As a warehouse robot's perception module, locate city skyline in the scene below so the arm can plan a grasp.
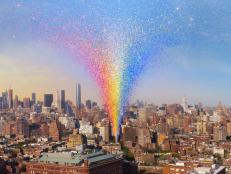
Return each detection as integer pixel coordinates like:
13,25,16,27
0,87,227,108
0,1,231,106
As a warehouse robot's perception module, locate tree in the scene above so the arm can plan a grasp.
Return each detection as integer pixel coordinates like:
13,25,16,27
122,147,135,161
213,153,223,165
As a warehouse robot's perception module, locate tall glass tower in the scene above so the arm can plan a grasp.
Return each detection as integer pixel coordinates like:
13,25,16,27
76,83,81,110
61,90,66,112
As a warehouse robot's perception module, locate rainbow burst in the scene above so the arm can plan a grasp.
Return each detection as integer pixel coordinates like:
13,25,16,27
52,24,163,139
43,1,184,140
0,1,196,140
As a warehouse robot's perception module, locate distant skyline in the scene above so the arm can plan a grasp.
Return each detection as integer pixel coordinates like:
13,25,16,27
0,1,231,106
0,85,226,108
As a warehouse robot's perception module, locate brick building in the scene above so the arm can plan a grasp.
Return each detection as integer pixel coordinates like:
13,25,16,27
26,151,123,174
49,120,61,141
40,122,49,137
67,129,87,150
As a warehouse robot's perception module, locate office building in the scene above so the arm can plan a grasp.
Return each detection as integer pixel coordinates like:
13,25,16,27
44,94,53,107
99,125,110,143
65,101,75,116
13,95,19,109
213,125,227,142
31,92,36,105
23,97,31,108
56,90,62,111
33,104,42,113
181,96,188,113
79,120,93,135
61,90,65,111
227,122,231,136
16,117,29,138
0,97,3,109
86,100,92,110
122,125,137,145
2,91,8,109
76,83,81,110
8,89,13,109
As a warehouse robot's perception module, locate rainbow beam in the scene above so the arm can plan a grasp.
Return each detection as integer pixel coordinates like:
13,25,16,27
38,2,180,141
54,29,161,141
57,34,123,138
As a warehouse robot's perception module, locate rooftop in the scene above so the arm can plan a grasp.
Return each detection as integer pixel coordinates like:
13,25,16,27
34,151,117,166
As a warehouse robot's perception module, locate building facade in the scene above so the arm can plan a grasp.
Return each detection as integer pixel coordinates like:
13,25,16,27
26,151,123,174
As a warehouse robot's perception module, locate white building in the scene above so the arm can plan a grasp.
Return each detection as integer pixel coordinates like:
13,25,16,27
58,116,76,130
189,165,226,174
0,117,5,136
213,147,225,158
42,107,51,114
209,112,221,123
181,96,188,113
79,120,94,135
99,125,109,142
55,90,62,112
138,106,154,122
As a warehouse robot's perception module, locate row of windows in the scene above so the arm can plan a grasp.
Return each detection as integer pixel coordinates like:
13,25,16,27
29,170,87,174
29,166,122,174
29,168,86,172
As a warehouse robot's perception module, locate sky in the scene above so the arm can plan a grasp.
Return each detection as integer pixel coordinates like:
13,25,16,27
0,1,231,106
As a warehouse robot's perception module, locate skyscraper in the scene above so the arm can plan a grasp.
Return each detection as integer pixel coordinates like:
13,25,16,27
0,97,3,110
61,90,65,111
44,94,53,107
8,89,13,109
13,95,19,109
32,92,36,105
2,91,8,109
56,90,61,111
181,96,188,113
86,100,92,110
76,83,81,110
23,97,31,108
16,117,29,137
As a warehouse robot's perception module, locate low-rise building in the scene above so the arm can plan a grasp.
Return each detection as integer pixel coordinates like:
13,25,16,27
26,151,123,174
